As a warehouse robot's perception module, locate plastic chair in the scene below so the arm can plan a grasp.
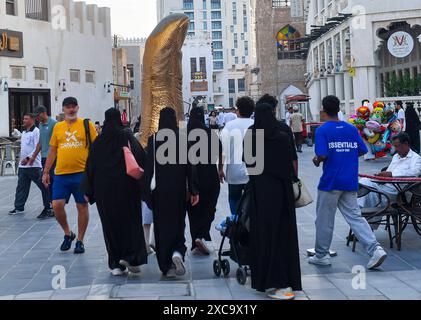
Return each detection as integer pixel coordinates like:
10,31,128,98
1,145,17,176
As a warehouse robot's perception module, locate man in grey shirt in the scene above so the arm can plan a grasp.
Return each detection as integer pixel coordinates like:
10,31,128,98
32,106,57,219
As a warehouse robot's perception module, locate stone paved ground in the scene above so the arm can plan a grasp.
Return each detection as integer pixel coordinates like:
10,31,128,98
1,146,421,300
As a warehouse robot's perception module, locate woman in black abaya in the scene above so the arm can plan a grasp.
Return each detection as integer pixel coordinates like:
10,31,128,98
144,107,199,278
247,103,302,300
82,108,147,275
187,107,221,255
405,102,421,154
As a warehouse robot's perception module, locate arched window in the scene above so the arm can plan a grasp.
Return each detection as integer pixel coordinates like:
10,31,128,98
276,25,302,60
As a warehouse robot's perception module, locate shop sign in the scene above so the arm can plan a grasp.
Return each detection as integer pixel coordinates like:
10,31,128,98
191,81,208,92
0,29,23,58
388,31,414,58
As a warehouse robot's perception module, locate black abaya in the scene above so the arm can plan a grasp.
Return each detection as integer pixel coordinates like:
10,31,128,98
83,127,147,270
247,105,302,292
186,129,221,249
144,133,199,275
405,105,421,154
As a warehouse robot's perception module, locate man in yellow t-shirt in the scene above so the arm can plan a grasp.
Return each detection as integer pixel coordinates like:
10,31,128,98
42,97,97,255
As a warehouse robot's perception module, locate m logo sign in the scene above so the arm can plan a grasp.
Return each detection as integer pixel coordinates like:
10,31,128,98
0,29,24,58
388,31,414,58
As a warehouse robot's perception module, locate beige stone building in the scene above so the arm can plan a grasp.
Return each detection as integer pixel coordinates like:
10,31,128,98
249,0,308,116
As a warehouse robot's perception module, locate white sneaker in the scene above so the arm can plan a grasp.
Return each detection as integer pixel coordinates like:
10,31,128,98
307,248,337,257
308,255,332,266
111,268,125,276
119,260,141,274
165,267,177,279
147,246,156,255
172,251,186,276
268,288,295,300
195,239,210,255
367,247,387,270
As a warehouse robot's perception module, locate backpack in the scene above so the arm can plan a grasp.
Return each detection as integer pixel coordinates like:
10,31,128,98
83,119,92,150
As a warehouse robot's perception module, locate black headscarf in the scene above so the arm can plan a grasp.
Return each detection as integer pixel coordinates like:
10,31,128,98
253,103,282,140
102,108,123,135
87,107,139,177
159,107,178,132
405,102,421,132
188,107,206,132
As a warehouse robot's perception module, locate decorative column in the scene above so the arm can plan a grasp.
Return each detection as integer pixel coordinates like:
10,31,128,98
344,71,353,117
320,77,328,100
334,72,344,101
327,74,336,96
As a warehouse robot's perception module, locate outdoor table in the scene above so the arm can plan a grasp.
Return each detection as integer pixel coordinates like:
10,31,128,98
359,174,421,250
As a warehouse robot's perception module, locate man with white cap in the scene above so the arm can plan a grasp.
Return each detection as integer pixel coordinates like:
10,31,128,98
290,106,304,153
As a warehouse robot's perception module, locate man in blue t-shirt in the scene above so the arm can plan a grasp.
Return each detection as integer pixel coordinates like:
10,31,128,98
309,96,387,270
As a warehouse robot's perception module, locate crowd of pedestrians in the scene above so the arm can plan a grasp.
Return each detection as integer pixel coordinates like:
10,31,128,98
10,92,419,300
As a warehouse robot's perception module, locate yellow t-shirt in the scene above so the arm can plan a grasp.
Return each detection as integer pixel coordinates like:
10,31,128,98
50,118,98,175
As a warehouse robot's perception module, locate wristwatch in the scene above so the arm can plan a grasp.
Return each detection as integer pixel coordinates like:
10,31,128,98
25,157,30,161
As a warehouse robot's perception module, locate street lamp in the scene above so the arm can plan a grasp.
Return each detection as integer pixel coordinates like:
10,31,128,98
0,78,8,92
104,81,111,93
58,79,66,92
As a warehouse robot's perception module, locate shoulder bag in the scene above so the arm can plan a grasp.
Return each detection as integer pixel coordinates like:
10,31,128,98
293,179,313,208
123,141,144,180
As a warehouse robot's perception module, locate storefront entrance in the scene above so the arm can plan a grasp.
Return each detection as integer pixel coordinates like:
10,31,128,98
8,89,51,133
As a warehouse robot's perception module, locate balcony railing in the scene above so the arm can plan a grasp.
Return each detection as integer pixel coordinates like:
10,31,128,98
25,0,49,21
183,2,194,10
211,3,221,9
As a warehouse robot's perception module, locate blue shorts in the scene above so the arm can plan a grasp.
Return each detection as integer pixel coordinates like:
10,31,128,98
52,173,86,204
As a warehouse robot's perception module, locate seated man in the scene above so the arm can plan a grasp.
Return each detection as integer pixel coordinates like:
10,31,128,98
359,133,421,214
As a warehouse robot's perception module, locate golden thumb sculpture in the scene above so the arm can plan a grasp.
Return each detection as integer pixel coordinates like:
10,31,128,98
140,14,189,148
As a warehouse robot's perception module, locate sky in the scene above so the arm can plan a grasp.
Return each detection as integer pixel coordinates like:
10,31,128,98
82,0,158,38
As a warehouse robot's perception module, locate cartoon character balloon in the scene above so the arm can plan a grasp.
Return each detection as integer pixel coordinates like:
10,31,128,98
349,102,396,159
356,106,371,121
372,101,385,110
371,107,384,124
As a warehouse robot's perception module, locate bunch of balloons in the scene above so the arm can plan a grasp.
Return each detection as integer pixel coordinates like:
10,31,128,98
348,101,402,158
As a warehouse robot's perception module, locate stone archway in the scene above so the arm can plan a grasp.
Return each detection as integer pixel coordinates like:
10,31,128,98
279,85,304,119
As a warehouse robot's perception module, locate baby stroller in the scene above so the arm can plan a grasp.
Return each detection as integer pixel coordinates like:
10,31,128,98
213,183,252,285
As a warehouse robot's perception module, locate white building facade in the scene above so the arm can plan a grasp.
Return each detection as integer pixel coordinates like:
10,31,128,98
182,33,214,113
111,37,146,121
305,0,421,119
157,0,252,109
0,0,113,136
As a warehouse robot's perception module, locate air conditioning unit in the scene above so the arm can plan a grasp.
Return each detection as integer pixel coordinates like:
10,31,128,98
70,69,80,83
34,68,47,82
85,71,95,84
10,66,25,80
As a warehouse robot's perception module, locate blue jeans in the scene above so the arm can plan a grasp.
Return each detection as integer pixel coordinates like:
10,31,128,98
14,167,50,211
228,184,246,216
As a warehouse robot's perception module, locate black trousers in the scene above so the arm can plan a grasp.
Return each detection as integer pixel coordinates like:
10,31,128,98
14,168,50,211
293,132,303,150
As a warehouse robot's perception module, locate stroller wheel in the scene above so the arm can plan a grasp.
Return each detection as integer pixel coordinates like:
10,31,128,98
221,259,230,276
236,267,247,285
213,260,222,277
